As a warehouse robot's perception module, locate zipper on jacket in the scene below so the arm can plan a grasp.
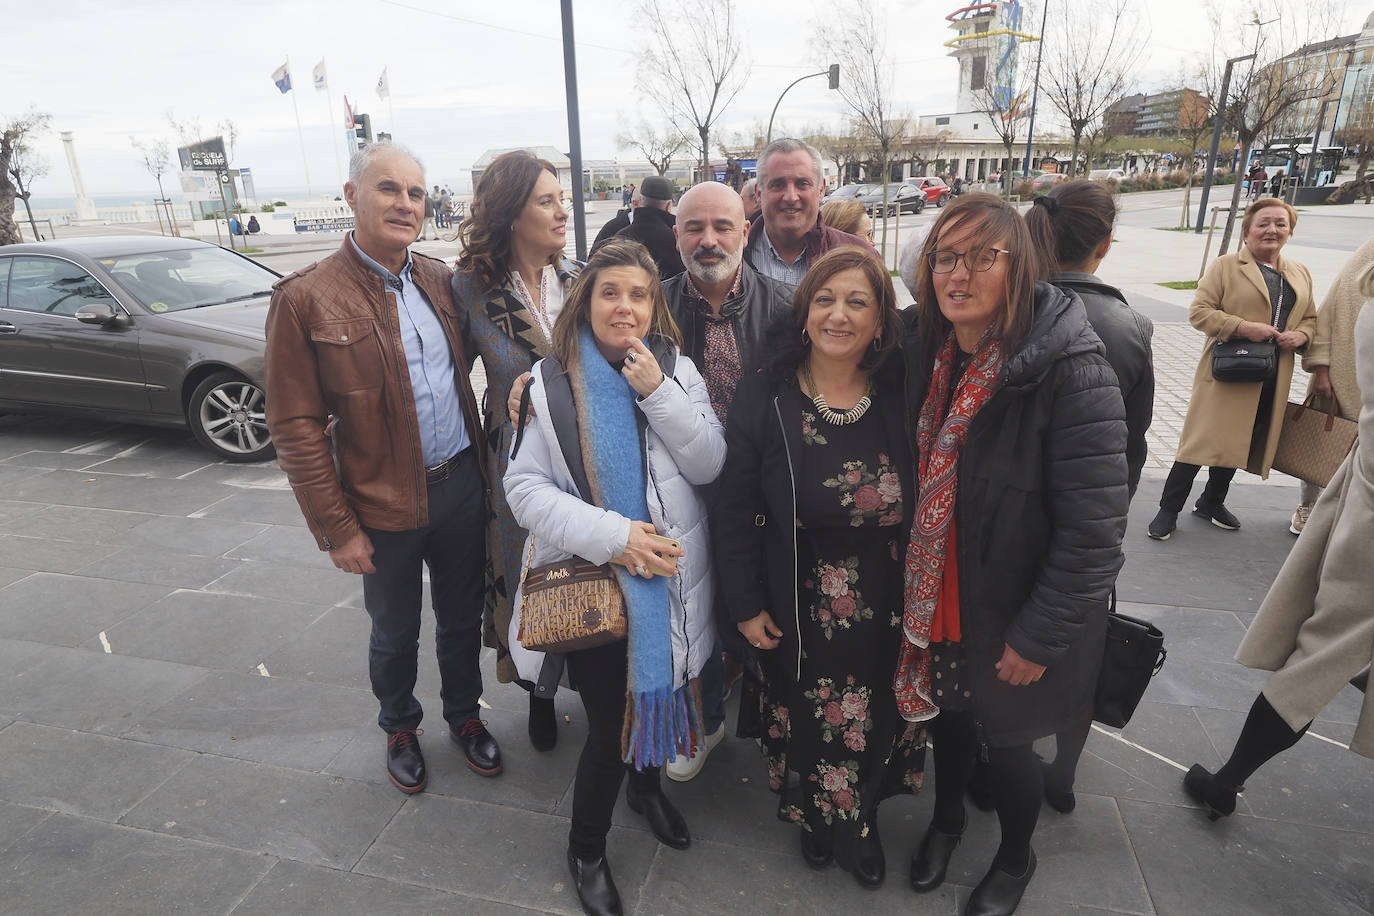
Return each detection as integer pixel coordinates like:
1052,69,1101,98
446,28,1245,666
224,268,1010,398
772,395,802,680
643,419,691,690
301,491,332,549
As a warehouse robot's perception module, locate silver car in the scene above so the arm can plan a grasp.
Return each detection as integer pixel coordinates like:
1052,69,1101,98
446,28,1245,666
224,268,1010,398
0,236,279,461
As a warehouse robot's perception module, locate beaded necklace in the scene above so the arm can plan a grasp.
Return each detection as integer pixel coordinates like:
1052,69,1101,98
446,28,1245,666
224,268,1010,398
801,361,873,425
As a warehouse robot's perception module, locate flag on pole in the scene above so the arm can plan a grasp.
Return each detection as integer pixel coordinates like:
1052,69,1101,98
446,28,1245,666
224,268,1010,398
344,95,356,130
272,62,291,94
312,60,327,92
376,68,390,100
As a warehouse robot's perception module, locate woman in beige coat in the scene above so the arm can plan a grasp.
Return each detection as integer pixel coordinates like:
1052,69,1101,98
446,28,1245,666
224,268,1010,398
1183,261,1374,818
1148,198,1317,539
1288,235,1374,534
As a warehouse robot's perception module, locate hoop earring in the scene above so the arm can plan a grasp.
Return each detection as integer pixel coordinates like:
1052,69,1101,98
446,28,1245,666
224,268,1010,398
801,329,810,344
871,336,882,350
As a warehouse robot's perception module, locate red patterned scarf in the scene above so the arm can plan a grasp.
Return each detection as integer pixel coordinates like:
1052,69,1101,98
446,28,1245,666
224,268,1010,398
894,327,1004,722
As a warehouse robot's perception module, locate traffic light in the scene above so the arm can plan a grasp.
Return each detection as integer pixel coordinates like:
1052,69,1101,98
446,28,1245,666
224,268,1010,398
828,64,840,90
355,113,373,144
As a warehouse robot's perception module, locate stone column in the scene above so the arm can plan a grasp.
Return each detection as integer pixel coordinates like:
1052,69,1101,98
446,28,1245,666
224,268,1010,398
61,132,98,221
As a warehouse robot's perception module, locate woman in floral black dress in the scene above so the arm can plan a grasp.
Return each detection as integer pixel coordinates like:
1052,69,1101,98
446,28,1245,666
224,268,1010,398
714,247,924,890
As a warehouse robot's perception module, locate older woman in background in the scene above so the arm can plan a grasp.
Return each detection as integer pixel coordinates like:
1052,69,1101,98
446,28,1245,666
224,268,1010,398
1148,197,1316,540
451,150,578,750
820,198,873,243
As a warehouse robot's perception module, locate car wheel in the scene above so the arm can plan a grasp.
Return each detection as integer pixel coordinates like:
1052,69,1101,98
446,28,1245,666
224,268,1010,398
936,193,946,207
188,371,275,462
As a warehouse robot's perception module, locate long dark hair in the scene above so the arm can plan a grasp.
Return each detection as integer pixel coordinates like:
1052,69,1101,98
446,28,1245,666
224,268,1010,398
768,246,901,382
550,239,682,370
914,193,1042,364
1023,179,1117,274
457,150,558,293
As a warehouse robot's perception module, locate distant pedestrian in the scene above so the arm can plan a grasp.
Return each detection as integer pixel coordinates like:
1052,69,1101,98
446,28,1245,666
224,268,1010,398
265,142,500,797
1184,261,1374,819
615,175,684,280
439,186,452,228
246,215,261,234
422,187,438,239
1269,169,1286,199
623,183,635,208
1149,197,1316,540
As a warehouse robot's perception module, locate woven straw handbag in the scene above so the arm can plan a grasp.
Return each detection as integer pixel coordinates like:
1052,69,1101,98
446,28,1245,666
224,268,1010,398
1272,394,1358,488
516,538,627,653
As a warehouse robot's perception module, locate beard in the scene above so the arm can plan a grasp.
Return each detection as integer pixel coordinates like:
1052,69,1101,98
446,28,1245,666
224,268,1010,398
688,244,743,286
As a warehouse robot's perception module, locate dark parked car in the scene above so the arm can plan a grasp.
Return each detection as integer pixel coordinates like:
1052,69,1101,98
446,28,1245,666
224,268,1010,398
0,237,280,461
860,183,926,216
821,183,872,204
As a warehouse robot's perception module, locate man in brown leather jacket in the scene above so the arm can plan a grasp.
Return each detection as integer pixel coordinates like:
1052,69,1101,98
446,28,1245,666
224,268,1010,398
265,142,502,795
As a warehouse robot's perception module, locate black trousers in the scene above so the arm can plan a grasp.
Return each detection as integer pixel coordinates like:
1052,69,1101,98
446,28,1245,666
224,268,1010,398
565,638,661,859
361,451,485,733
1159,463,1237,512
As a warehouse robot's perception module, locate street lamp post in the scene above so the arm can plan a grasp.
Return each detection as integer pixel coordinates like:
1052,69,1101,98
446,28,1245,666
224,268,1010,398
1194,52,1255,233
766,64,840,144
560,0,587,260
1022,0,1050,176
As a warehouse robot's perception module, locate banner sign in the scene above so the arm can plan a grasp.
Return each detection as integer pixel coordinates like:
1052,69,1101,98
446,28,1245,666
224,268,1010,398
179,137,229,172
294,215,356,233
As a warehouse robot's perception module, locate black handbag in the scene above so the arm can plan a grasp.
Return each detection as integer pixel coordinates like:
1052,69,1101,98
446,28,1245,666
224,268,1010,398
1210,338,1278,382
1094,593,1167,728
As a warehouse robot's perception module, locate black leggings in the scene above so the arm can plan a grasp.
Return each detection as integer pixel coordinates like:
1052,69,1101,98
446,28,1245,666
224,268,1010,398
929,711,1039,873
565,638,661,859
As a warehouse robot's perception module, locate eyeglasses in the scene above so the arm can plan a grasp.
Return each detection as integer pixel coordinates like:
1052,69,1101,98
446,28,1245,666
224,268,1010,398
926,248,1011,274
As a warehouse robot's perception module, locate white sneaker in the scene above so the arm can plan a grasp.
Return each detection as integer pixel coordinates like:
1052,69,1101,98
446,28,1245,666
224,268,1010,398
1289,503,1312,536
665,724,726,782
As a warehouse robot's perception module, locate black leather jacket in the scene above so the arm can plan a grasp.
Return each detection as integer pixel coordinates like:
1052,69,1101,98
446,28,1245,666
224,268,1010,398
664,264,795,382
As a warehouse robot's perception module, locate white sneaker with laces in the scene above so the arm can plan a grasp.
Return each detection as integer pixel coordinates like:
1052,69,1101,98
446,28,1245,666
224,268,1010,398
665,724,726,782
1289,503,1313,535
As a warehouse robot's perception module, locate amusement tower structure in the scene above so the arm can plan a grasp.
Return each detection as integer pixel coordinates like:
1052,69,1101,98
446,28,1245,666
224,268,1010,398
945,0,1040,116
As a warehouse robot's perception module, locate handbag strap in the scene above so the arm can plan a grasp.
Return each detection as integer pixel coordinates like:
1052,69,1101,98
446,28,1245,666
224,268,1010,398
1295,392,1342,431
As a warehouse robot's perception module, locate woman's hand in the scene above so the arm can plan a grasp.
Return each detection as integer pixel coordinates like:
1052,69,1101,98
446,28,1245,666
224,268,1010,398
616,520,682,578
622,337,665,399
738,611,783,651
1276,330,1309,352
1310,365,1333,399
507,371,533,425
1236,320,1278,343
994,643,1046,686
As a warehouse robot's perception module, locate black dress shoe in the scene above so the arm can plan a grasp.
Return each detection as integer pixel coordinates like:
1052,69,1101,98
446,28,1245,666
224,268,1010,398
1194,498,1241,530
625,781,690,849
800,826,833,869
1183,764,1240,820
386,728,426,794
450,718,503,776
853,821,885,890
529,694,558,752
966,849,1036,916
910,815,965,892
566,849,623,916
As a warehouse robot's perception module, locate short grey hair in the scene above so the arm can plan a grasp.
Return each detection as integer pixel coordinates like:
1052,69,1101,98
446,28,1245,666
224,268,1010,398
757,138,824,188
740,178,758,202
348,141,425,187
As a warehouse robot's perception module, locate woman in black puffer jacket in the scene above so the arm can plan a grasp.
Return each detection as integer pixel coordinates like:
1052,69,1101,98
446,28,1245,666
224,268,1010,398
897,193,1129,916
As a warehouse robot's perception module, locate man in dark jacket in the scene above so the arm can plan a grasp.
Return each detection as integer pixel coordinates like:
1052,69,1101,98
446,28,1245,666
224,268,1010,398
745,137,874,285
591,185,639,253
265,142,502,797
660,179,794,782
616,175,684,279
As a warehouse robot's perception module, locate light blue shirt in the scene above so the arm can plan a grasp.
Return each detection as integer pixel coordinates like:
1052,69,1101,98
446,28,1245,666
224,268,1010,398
349,234,469,467
754,229,812,287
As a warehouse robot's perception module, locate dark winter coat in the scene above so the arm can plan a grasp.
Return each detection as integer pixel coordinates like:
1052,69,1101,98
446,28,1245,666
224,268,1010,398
664,264,795,383
712,355,914,686
590,209,631,253
1049,271,1155,498
616,205,685,279
900,282,1129,746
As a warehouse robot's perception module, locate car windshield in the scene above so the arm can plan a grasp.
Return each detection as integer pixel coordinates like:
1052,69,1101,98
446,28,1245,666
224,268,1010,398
92,247,279,313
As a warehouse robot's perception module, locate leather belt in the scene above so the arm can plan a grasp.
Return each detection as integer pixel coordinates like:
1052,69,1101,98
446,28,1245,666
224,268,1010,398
425,446,471,484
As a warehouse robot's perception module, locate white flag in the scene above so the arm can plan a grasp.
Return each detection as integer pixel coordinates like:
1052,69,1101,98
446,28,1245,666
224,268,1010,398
312,60,327,92
376,68,390,100
271,62,291,94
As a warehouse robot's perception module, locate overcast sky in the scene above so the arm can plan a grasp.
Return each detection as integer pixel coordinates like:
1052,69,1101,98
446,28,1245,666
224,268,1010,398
5,0,1366,199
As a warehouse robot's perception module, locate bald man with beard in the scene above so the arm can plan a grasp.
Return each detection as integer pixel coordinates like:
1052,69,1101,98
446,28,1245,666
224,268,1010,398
660,180,796,782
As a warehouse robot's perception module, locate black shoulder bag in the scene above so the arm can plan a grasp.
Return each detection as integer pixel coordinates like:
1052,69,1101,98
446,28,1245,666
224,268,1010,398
1210,275,1281,383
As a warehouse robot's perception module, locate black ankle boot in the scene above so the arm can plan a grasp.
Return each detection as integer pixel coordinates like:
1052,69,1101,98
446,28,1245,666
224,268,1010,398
966,849,1037,916
528,694,557,751
566,849,622,916
625,780,690,849
800,826,833,869
853,821,885,889
1183,764,1241,820
910,812,965,892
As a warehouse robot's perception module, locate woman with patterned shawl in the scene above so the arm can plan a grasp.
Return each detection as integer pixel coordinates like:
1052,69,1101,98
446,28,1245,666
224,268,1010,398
452,150,579,751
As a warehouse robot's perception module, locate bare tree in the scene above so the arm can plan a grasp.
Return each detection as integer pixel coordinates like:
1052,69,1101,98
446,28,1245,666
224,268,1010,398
971,82,1030,198
617,122,690,176
814,0,910,258
636,0,748,184
1208,5,1341,254
1043,0,1145,176
218,120,239,163
0,109,51,246
1332,88,1374,202
165,109,204,146
811,126,870,187
131,137,172,200
1164,78,1218,225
